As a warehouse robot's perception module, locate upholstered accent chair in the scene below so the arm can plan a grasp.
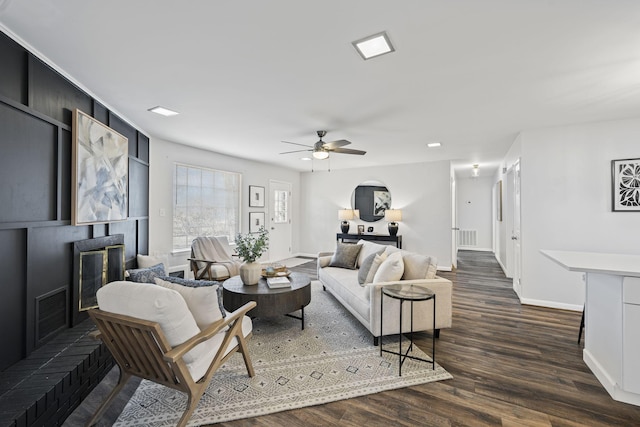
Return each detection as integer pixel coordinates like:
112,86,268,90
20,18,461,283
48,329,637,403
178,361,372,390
189,236,241,281
86,280,256,427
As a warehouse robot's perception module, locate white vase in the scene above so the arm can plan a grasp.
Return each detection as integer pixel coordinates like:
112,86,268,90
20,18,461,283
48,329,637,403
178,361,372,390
239,261,261,285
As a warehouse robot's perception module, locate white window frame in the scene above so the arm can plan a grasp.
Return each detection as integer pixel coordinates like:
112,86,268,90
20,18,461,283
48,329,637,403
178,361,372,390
172,163,241,251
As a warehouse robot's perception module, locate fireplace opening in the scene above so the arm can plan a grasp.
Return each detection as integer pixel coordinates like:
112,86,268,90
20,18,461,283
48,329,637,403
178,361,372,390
73,235,125,326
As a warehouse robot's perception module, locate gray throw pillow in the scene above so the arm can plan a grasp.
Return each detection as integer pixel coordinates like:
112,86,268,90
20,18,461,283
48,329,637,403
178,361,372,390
158,275,225,317
329,243,363,269
358,249,385,285
127,263,166,283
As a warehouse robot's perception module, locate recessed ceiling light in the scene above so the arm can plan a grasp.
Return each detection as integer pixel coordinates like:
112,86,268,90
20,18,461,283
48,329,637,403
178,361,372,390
352,31,395,60
148,106,179,116
427,142,442,148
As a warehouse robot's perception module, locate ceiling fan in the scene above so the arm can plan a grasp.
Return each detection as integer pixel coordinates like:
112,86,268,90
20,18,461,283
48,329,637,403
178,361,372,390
280,130,366,160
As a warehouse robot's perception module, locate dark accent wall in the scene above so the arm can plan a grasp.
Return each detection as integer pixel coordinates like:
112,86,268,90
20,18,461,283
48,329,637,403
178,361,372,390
0,31,150,371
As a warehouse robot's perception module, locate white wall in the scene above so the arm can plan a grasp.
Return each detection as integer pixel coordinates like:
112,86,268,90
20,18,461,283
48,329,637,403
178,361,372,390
502,118,640,310
298,160,453,269
148,137,301,272
456,176,493,251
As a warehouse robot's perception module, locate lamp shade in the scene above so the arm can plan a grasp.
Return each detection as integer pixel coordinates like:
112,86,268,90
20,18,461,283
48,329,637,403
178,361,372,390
338,209,355,220
384,209,402,222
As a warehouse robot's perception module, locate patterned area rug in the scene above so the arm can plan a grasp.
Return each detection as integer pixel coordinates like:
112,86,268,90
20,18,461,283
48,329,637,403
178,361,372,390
114,281,452,426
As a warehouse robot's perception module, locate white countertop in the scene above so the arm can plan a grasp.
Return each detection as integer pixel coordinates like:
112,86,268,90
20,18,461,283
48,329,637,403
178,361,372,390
541,250,640,277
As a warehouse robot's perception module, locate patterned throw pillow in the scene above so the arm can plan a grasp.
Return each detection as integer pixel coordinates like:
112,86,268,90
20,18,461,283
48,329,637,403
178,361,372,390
329,243,363,269
158,275,226,318
127,263,166,283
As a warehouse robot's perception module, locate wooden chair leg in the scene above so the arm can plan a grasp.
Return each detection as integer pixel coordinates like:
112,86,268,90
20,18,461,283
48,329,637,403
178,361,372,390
237,335,255,377
176,386,208,427
85,368,131,427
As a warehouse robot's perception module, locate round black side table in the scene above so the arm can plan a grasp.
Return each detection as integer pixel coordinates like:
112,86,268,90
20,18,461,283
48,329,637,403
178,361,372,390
380,284,436,376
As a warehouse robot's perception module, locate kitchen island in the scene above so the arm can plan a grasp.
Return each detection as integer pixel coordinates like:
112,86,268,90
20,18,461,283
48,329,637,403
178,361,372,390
541,250,640,406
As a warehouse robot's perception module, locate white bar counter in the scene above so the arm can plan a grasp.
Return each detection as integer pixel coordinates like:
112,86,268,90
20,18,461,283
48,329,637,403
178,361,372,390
541,250,640,406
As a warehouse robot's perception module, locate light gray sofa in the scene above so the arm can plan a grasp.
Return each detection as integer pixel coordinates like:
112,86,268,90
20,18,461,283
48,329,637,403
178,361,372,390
318,240,452,345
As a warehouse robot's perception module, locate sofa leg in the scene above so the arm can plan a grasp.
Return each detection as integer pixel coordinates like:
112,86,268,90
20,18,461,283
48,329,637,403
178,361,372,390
373,336,379,346
434,329,440,338
322,285,326,291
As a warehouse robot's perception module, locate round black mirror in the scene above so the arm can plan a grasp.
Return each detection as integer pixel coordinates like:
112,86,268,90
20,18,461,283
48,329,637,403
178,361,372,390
351,181,391,222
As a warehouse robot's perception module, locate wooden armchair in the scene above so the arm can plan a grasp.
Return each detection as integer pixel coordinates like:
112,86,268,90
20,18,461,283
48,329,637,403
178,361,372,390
189,236,241,281
85,281,256,427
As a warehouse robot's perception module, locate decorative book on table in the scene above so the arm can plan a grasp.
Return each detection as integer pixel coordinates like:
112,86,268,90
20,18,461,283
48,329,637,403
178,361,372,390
267,276,291,288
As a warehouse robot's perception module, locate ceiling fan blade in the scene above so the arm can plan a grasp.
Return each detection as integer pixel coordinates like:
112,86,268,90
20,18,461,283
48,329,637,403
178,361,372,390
322,139,351,150
280,148,312,154
281,140,313,148
331,147,367,155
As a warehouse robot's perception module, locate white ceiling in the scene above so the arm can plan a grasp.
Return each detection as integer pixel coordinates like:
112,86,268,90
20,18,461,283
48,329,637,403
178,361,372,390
2,1,640,177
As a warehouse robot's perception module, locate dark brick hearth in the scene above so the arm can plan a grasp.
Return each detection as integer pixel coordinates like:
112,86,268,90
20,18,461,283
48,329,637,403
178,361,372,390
0,319,112,427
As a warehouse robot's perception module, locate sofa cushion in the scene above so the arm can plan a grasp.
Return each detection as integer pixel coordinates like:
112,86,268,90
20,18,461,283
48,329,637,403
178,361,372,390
96,281,206,366
329,242,362,269
373,251,404,283
358,249,385,285
365,252,388,285
401,253,429,280
356,240,386,268
155,277,224,330
319,267,370,322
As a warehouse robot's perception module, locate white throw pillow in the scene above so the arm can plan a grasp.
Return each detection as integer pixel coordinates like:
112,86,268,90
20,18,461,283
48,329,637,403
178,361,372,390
155,278,224,330
136,254,164,268
365,252,388,284
96,281,206,365
373,251,404,283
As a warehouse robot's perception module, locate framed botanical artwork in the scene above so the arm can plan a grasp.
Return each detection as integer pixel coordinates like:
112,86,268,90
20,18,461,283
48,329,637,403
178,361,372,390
249,185,265,207
611,158,640,211
249,212,266,233
72,109,128,225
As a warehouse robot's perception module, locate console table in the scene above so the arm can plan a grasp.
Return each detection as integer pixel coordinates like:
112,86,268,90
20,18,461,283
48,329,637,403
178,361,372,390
337,233,402,249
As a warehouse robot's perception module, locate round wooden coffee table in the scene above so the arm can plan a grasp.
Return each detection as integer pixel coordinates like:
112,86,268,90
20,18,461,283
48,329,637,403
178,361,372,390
222,272,311,329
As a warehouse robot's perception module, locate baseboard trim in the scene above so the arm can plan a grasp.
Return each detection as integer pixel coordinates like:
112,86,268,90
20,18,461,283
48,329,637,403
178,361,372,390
458,247,493,252
520,298,582,312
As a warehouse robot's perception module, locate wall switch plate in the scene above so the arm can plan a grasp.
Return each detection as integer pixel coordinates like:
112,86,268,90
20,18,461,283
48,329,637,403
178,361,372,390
159,208,166,217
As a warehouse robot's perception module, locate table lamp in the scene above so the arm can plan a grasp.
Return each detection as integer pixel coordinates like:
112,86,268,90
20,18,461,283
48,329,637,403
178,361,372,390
384,209,402,236
338,209,356,233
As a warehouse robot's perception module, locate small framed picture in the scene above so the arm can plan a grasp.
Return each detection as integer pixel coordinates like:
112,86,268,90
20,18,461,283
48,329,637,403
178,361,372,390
611,158,640,211
249,185,265,207
249,212,265,233
357,225,365,234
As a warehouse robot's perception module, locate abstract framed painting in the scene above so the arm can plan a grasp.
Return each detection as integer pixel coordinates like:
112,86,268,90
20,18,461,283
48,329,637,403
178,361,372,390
72,109,129,225
611,158,640,212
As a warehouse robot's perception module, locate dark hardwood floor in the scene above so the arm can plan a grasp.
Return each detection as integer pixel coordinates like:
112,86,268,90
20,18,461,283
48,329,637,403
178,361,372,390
68,252,640,426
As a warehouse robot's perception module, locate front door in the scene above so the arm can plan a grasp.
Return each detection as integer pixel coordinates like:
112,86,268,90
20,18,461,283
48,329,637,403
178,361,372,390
269,180,292,262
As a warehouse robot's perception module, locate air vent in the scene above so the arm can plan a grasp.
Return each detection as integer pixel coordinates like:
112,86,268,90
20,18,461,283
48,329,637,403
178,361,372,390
458,230,478,247
35,287,68,344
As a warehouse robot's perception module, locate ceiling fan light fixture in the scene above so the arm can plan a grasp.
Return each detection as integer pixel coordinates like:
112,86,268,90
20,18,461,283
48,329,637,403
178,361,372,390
352,31,395,60
313,150,329,160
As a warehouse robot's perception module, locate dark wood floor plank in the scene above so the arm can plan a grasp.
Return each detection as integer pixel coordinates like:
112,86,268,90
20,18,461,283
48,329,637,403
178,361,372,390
69,251,640,426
